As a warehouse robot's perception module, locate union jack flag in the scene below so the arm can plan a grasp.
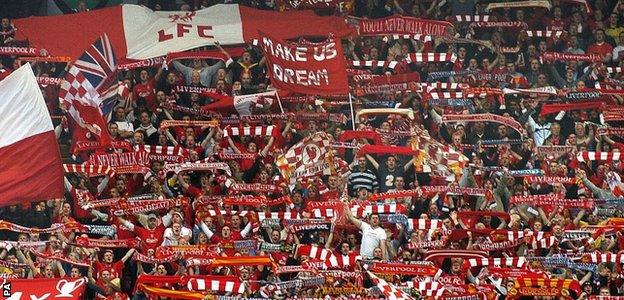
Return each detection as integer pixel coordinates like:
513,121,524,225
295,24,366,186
59,34,118,152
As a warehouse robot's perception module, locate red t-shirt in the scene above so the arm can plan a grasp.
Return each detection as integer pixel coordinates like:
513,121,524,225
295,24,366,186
135,224,166,253
132,78,157,111
94,260,124,280
588,42,614,57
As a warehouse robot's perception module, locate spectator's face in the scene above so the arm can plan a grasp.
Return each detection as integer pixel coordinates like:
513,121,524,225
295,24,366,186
70,268,81,278
156,264,167,275
44,264,54,278
242,52,252,63
551,123,561,135
115,108,125,120
104,252,114,263
109,123,118,136
537,74,547,85
596,31,606,42
370,214,380,227
217,80,226,90
497,125,508,138
62,202,71,215
241,74,252,87
148,217,158,229
231,215,241,228
516,10,524,20
395,177,404,188
619,33,624,45
530,60,540,71
340,243,350,254
370,48,378,60
554,7,562,18
373,247,382,258
172,223,181,235
458,47,466,58
77,1,88,12
386,156,397,169
232,81,242,91
191,71,201,84
271,230,280,243
110,188,119,197
506,63,516,74
0,18,9,28
140,70,149,82
167,73,177,84
140,112,150,125
328,176,339,189
222,226,231,238
600,288,610,296
247,142,257,153
358,158,367,168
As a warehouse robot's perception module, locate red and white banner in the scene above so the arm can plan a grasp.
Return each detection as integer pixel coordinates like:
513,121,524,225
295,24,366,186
358,16,454,37
4,277,87,300
277,0,354,12
0,64,64,206
14,5,353,60
258,31,349,95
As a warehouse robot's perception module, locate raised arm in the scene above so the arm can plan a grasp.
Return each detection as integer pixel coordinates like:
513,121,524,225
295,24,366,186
343,202,362,228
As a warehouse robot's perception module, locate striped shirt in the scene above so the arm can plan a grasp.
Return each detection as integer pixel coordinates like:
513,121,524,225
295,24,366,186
348,167,379,195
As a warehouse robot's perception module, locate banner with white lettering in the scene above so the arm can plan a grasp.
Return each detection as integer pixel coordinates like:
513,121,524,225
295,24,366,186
88,151,151,167
357,16,454,37
258,31,349,95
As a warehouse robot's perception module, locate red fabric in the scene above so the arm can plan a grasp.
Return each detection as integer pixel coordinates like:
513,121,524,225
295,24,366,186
94,260,124,280
258,31,349,96
358,144,418,156
135,224,166,253
540,101,603,116
133,78,157,111
588,42,614,57
9,277,87,299
13,6,126,60
358,16,454,36
0,131,64,206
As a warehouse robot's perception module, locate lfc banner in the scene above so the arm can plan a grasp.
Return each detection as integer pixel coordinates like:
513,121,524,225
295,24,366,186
3,277,87,300
13,4,353,60
258,31,349,95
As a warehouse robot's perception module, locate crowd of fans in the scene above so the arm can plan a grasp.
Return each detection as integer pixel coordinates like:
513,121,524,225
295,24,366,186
1,0,624,299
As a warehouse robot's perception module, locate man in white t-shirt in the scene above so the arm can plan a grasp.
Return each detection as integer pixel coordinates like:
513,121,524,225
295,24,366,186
344,203,387,259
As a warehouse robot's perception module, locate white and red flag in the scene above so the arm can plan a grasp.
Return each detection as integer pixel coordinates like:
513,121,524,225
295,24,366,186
13,5,353,61
0,63,64,206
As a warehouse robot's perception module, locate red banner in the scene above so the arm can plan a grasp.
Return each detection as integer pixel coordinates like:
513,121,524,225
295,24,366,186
88,151,151,167
278,0,354,12
358,16,454,37
258,31,349,96
4,277,87,299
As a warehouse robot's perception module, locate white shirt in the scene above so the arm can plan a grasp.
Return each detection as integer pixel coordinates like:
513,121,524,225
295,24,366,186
162,227,192,246
359,222,387,258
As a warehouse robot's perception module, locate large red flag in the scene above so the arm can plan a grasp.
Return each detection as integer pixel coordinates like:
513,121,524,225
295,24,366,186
3,277,87,299
258,31,349,96
0,63,64,206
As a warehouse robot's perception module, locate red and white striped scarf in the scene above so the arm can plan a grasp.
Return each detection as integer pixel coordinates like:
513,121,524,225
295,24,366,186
159,120,219,130
421,82,468,91
74,236,141,248
531,235,558,249
403,281,445,298
155,245,221,259
351,203,407,217
349,60,398,69
577,151,622,162
117,57,166,70
186,277,245,294
455,15,489,22
367,271,415,300
407,219,443,231
390,34,431,42
111,198,188,216
223,125,275,137
428,91,466,99
295,244,334,261
222,195,290,207
526,30,563,38
584,252,624,264
63,163,115,177
466,257,526,268
510,193,564,205
325,252,361,270
135,144,188,156
405,53,457,63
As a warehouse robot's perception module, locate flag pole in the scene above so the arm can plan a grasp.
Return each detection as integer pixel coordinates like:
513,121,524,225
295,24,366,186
275,91,285,113
348,92,356,130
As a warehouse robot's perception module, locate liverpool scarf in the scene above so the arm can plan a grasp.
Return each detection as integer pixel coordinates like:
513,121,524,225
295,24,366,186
223,125,275,138
441,113,525,135
541,51,601,62
357,16,454,37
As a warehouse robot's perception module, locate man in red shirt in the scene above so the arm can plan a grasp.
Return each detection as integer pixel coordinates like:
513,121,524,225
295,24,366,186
93,248,135,281
588,29,614,63
132,68,162,112
118,212,172,253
